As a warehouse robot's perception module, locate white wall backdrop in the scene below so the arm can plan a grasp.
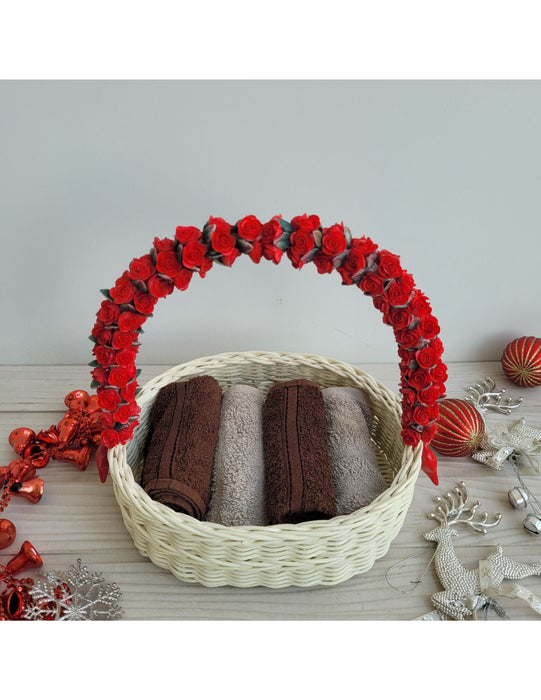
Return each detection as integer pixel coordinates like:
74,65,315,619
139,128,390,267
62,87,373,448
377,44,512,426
1,80,540,367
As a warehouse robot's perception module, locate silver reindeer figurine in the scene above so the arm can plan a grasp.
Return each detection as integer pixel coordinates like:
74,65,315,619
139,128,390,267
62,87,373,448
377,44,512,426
424,481,541,619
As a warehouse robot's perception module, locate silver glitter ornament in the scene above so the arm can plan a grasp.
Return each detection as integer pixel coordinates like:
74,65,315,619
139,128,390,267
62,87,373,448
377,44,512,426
424,481,541,620
508,486,529,509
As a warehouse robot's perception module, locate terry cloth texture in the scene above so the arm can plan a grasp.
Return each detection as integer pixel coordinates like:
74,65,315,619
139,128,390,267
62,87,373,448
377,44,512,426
141,375,222,519
206,384,266,526
322,386,386,514
263,378,336,525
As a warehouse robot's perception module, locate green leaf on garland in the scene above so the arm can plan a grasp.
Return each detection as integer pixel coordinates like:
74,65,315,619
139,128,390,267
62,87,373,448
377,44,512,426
89,359,99,367
344,225,352,246
89,335,97,343
276,218,293,233
313,230,323,248
100,289,113,300
274,232,291,251
90,379,100,389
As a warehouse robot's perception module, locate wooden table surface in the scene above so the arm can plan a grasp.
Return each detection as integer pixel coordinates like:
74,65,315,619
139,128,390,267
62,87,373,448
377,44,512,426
2,360,541,621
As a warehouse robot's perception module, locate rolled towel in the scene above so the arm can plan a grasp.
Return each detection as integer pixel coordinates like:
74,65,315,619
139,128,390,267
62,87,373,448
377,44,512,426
322,386,386,514
263,379,336,525
206,384,266,527
141,375,222,519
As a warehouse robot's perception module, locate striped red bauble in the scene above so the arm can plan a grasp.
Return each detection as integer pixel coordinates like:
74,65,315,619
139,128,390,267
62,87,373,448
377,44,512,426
501,336,541,388
431,398,485,457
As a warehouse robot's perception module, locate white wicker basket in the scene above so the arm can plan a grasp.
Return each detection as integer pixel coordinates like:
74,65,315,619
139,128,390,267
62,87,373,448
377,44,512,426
109,350,422,588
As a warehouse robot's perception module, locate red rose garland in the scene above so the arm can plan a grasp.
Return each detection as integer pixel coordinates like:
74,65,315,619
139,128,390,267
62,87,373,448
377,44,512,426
90,214,447,482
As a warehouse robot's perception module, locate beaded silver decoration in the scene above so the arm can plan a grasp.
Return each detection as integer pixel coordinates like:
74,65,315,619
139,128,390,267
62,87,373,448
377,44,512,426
424,481,541,620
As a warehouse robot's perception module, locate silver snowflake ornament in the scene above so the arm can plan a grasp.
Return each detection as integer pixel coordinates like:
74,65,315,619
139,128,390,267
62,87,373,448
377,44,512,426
23,559,123,620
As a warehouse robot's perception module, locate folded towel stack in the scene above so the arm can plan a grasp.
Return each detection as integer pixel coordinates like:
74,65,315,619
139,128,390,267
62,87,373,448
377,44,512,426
322,386,386,514
263,379,336,525
141,375,222,518
206,384,266,527
141,375,385,526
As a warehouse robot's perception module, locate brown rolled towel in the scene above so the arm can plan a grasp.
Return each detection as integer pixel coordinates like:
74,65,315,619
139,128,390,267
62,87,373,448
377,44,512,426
141,375,222,519
263,379,336,525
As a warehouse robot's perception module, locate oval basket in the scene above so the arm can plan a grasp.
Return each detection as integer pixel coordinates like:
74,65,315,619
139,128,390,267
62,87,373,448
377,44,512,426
92,214,446,588
109,350,422,587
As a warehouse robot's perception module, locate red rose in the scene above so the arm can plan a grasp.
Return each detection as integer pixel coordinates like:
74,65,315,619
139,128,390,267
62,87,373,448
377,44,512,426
418,315,440,340
208,217,235,255
351,236,378,256
237,215,263,241
291,213,320,231
153,237,176,252
430,337,444,356
430,362,448,383
372,295,389,314
108,366,133,388
358,272,384,297
115,347,138,366
120,381,138,402
97,299,120,325
174,268,193,290
386,307,412,330
118,425,136,444
112,330,137,349
147,274,174,298
401,387,417,407
118,311,146,332
409,290,432,318
109,273,135,305
91,366,109,385
395,326,423,349
92,325,113,346
100,429,120,448
341,249,366,278
406,368,431,390
182,241,207,270
94,346,116,366
418,385,440,405
401,427,421,447
198,257,213,278
133,292,157,315
220,248,241,267
248,238,263,264
156,250,182,278
313,251,334,274
113,404,132,425
415,345,440,369
377,251,402,278
128,254,155,281
261,218,284,264
385,278,413,306
175,226,201,244
289,229,314,256
321,224,347,257
97,388,121,412
413,405,433,427
421,423,438,443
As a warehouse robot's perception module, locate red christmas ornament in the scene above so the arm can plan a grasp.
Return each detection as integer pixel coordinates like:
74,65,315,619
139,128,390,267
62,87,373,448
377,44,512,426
0,519,16,549
431,398,485,457
501,336,541,387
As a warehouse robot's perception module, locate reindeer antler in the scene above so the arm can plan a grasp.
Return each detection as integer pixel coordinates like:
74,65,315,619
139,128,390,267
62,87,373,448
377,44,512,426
465,377,523,415
427,481,502,533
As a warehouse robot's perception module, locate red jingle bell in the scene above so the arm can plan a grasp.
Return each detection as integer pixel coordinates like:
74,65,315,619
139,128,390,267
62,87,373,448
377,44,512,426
65,389,89,410
10,477,44,504
0,519,16,549
8,459,37,483
5,540,43,575
0,465,11,488
56,415,80,448
22,443,50,468
85,394,101,413
1,588,26,619
57,444,92,470
8,427,36,456
36,425,59,445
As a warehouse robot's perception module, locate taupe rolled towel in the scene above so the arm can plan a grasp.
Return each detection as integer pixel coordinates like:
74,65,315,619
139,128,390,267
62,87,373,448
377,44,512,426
141,375,222,519
263,379,336,525
206,384,266,527
322,386,386,514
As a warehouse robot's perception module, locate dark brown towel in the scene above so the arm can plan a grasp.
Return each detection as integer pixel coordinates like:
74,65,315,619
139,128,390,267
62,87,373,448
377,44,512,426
263,379,336,525
141,375,222,519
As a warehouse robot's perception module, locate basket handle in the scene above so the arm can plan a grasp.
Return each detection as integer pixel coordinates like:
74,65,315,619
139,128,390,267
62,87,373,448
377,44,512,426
89,214,446,483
